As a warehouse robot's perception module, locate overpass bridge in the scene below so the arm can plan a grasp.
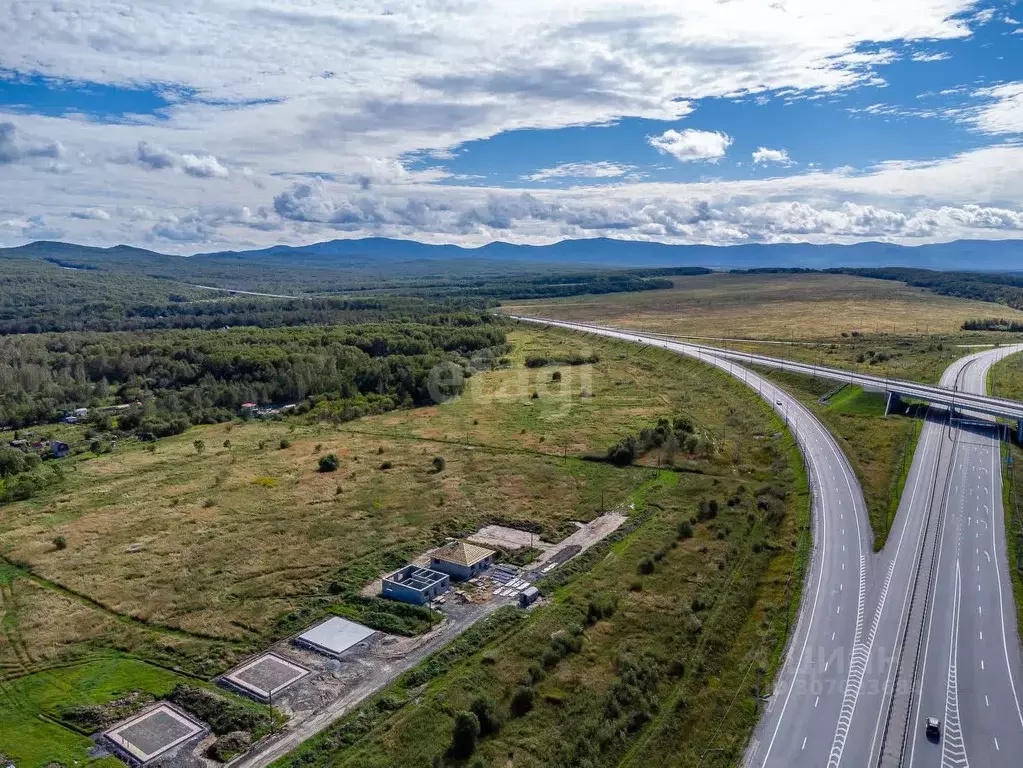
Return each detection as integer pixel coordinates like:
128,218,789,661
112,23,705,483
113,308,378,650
508,315,1023,440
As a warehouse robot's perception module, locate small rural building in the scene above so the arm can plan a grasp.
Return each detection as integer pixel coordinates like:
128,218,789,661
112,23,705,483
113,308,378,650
73,407,88,417
518,586,540,608
430,541,496,581
381,565,450,605
51,441,70,458
8,439,27,450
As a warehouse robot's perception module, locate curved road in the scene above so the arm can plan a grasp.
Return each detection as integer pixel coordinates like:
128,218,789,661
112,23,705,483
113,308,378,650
513,315,1023,767
511,315,873,768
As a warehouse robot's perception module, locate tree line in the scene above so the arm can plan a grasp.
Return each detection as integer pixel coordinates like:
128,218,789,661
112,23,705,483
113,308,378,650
0,313,507,430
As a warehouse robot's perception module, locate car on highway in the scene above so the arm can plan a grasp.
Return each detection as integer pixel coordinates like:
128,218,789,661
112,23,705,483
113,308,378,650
926,716,941,740
776,399,783,406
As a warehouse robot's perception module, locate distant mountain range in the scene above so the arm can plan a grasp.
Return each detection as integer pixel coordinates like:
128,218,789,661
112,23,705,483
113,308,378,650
199,237,1023,271
3,236,1022,272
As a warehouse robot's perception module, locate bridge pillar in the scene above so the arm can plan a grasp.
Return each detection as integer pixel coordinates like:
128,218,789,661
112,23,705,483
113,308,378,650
1017,419,1022,445
885,391,903,417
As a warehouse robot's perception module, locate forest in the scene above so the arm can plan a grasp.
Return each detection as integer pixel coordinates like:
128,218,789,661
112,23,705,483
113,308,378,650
0,311,507,430
0,244,701,334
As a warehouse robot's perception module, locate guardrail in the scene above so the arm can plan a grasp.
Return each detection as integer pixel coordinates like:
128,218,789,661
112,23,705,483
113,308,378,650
507,315,1023,423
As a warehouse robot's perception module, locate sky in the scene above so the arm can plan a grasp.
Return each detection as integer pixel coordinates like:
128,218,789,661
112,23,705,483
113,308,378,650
0,0,1021,254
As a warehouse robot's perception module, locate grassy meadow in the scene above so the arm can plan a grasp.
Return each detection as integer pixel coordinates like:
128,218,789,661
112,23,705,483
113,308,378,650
1,325,807,766
501,272,1023,340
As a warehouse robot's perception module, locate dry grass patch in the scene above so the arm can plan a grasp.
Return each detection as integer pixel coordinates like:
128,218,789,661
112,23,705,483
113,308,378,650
502,272,1023,340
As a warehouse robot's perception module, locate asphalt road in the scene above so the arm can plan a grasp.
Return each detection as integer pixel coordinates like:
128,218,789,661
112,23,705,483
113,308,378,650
505,316,1023,423
511,316,873,767
903,347,1023,768
512,315,1023,767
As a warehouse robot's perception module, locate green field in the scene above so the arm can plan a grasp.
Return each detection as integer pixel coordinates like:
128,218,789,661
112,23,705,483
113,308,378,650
0,325,809,765
271,341,810,766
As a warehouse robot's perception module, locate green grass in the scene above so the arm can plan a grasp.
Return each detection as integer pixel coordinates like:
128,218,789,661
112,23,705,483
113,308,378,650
0,658,201,766
270,351,809,767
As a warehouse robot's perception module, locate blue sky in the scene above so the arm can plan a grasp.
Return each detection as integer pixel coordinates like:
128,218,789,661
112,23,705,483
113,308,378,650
0,1,1021,252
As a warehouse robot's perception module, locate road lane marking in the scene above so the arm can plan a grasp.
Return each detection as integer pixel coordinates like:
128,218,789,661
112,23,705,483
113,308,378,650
802,737,807,751
815,696,819,708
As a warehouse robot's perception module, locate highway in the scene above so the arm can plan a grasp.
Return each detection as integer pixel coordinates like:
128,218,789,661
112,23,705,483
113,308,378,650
511,315,874,767
505,316,1023,425
900,346,1023,768
511,315,1023,767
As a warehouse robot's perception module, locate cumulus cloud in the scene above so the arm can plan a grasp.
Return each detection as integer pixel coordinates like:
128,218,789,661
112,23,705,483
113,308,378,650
649,129,733,163
752,147,794,165
70,207,111,220
267,145,1023,245
523,161,638,182
135,141,229,178
0,122,64,166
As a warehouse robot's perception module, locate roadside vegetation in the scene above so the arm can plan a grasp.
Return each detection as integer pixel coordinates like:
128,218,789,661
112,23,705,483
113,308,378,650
991,351,1023,642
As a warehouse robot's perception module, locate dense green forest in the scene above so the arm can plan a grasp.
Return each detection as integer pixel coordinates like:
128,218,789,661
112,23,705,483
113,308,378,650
0,248,701,334
0,311,506,430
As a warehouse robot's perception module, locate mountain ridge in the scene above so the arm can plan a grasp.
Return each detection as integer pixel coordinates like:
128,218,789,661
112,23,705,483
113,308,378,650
2,236,1022,272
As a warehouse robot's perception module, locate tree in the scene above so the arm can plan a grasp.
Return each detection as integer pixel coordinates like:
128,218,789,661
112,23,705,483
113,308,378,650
432,455,446,473
0,448,25,478
193,439,205,455
551,370,562,382
223,439,232,449
318,453,340,472
451,711,480,757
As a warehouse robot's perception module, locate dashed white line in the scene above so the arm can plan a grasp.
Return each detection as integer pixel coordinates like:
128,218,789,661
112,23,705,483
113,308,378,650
815,696,820,708
982,660,986,670
802,737,807,751
995,737,1000,751
986,695,990,707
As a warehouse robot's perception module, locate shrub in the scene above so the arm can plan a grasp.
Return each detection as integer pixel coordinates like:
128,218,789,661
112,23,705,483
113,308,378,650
53,535,67,551
637,556,655,575
677,521,694,539
607,436,638,466
551,370,562,382
167,685,260,736
470,696,502,736
318,453,340,473
279,438,291,450
432,455,446,473
510,685,535,717
451,711,480,757
380,460,394,470
223,439,232,449
193,439,205,454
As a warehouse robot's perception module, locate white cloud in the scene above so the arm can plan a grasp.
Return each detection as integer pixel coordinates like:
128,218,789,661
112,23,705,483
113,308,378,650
0,0,1014,251
70,207,111,220
0,122,63,166
649,129,732,163
523,161,638,182
968,82,1023,135
752,147,794,165
911,51,951,61
135,141,229,178
970,7,996,24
